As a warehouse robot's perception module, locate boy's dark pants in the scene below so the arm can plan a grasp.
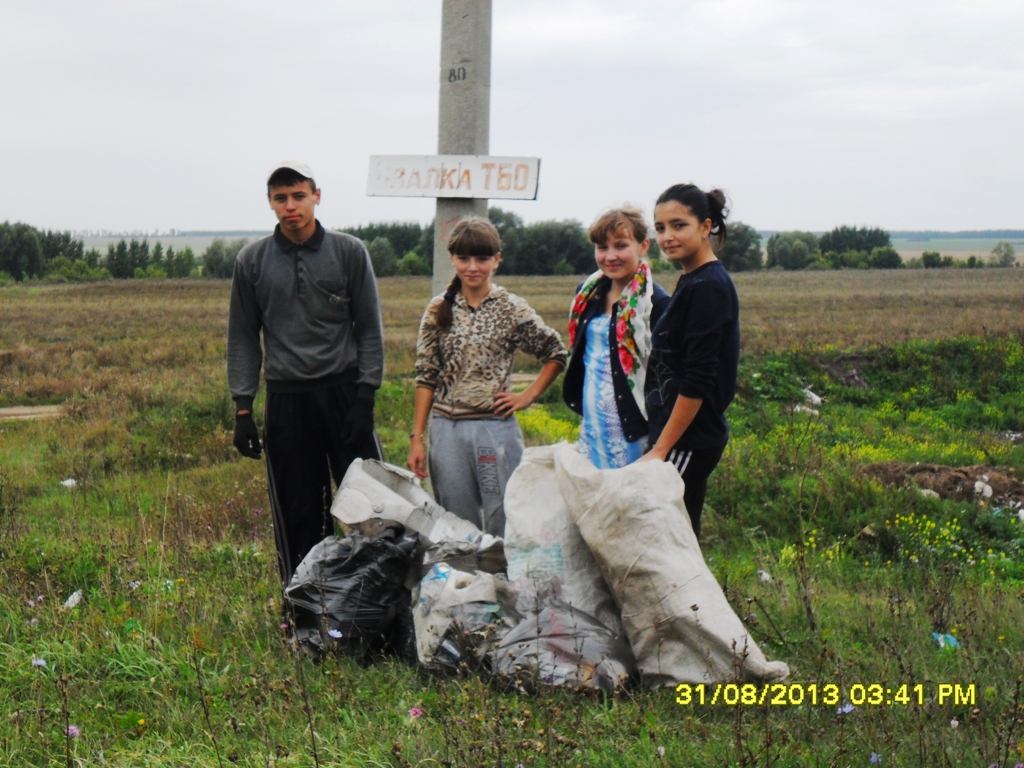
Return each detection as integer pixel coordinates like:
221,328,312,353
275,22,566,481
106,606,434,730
263,382,382,583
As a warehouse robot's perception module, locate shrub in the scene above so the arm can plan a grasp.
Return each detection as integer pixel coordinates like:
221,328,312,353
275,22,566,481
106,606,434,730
766,231,820,270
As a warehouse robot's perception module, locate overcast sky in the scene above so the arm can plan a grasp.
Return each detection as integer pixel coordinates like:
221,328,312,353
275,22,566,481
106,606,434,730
3,1,1022,233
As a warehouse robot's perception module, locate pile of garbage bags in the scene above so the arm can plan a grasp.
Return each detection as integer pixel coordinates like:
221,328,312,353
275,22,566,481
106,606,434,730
283,445,789,693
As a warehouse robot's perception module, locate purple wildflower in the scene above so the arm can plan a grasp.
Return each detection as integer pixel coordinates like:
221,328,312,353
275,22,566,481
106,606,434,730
31,657,46,667
327,628,342,639
408,707,424,718
837,702,855,715
870,753,881,765
64,725,80,738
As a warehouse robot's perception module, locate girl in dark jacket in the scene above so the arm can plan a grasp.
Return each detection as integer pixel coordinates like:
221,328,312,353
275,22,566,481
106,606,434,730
638,184,739,539
564,208,670,468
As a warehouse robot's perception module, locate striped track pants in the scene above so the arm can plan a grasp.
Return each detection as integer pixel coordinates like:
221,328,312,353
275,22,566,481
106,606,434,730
665,445,725,539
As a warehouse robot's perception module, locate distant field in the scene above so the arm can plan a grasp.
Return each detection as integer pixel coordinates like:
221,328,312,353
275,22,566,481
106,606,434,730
3,269,1023,405
729,267,1024,353
891,236,1024,261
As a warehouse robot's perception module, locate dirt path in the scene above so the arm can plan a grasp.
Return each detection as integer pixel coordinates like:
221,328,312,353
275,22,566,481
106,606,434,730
0,405,62,422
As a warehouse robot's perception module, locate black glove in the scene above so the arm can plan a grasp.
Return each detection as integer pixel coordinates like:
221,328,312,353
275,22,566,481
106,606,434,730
342,396,376,448
233,412,263,459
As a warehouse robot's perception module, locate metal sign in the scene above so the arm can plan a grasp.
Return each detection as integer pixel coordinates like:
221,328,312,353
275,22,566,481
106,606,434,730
367,155,540,200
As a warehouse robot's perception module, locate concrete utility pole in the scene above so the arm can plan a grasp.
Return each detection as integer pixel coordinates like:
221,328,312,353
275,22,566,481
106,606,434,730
432,0,492,297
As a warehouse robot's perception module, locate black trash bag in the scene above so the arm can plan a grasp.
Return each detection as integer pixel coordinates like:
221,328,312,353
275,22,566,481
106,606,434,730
491,600,636,695
389,601,418,664
284,529,419,661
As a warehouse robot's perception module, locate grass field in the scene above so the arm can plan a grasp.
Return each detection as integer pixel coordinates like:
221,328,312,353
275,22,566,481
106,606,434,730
3,271,1024,766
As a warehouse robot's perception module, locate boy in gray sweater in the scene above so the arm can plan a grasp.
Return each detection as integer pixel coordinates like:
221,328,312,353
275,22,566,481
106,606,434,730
227,160,384,582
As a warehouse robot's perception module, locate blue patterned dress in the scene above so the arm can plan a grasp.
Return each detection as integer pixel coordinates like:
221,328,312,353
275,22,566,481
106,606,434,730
578,315,645,469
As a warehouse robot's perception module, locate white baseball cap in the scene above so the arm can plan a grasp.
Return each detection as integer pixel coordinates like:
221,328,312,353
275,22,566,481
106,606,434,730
266,160,315,184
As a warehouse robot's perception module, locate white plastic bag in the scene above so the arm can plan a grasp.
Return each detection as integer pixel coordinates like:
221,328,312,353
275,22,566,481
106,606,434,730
553,444,790,688
332,459,496,547
413,563,519,669
503,444,622,634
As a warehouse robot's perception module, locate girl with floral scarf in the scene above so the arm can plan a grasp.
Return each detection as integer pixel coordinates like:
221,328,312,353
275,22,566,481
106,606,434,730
563,208,671,468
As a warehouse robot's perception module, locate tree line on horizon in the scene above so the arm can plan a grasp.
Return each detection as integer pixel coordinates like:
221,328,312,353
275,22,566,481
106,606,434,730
765,225,1018,270
1,216,1018,285
344,208,768,276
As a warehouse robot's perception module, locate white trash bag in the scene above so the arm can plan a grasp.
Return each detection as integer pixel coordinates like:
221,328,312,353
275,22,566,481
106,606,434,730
553,444,790,688
332,459,497,549
503,444,622,635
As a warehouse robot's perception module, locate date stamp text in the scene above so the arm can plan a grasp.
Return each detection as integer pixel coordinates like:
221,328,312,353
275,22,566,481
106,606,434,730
675,683,976,707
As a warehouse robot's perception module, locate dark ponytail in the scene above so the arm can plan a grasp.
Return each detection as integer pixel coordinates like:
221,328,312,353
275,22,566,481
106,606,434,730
655,184,730,248
435,275,462,331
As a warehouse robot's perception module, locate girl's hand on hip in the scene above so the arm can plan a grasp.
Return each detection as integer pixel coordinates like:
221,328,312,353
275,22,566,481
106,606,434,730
492,391,533,416
407,439,428,479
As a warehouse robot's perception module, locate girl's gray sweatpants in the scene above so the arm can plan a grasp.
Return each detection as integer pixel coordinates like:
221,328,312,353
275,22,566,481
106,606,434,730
427,413,525,538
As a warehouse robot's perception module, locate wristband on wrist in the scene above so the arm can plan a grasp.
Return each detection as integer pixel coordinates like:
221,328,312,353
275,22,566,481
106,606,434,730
409,432,422,440
236,409,252,417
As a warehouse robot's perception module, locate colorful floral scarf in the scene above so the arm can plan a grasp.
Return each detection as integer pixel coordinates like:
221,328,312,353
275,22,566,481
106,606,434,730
568,261,654,418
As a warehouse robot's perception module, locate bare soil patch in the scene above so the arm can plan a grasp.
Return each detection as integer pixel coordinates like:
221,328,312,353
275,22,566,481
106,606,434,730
863,461,1024,506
